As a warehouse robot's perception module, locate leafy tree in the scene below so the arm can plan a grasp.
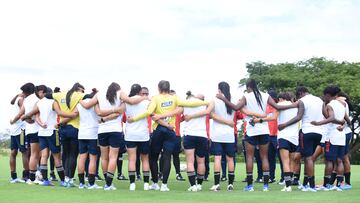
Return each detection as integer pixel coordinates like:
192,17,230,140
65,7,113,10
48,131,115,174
240,57,360,157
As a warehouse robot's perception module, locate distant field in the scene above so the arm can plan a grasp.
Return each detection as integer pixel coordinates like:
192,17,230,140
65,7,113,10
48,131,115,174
0,155,358,203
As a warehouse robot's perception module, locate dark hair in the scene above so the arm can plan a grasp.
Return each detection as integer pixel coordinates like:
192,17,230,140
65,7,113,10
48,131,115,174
337,91,353,111
186,90,193,99
83,88,98,100
246,79,264,110
158,80,170,93
66,82,85,108
46,87,53,95
106,82,120,105
295,86,309,99
20,83,35,95
141,87,149,91
218,81,232,115
268,89,278,103
129,84,142,97
54,87,60,93
323,85,341,97
278,92,293,101
35,85,47,98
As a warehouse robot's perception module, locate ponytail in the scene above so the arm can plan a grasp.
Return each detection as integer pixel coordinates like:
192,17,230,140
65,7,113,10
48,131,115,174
218,82,233,115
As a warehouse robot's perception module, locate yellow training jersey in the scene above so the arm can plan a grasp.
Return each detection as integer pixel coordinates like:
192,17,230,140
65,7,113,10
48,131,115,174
133,94,208,131
53,91,84,129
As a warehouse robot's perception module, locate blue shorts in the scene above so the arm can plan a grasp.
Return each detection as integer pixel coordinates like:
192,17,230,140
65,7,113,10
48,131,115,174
126,141,150,154
27,132,39,144
59,125,78,145
150,125,177,154
325,142,345,161
296,130,303,153
300,132,322,157
39,131,61,153
210,141,235,157
173,136,182,154
79,139,98,155
245,134,269,146
98,132,125,150
344,133,352,154
278,138,297,153
183,135,208,158
10,130,28,152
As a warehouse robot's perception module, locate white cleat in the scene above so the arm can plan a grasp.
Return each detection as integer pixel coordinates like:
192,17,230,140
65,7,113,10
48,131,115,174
187,185,198,192
210,184,220,192
150,183,160,191
143,183,150,191
196,184,202,191
281,186,292,192
227,184,234,191
160,184,170,192
87,184,103,190
129,183,136,191
104,184,117,191
10,178,24,184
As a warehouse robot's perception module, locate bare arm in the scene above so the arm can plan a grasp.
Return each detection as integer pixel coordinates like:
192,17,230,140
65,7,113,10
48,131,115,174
152,107,184,121
211,112,234,127
156,119,174,131
268,97,297,110
101,113,121,122
10,94,22,105
35,113,47,129
53,101,78,118
95,103,125,117
22,105,39,120
241,107,267,118
120,91,147,105
79,95,98,109
216,94,246,111
254,110,279,123
278,101,304,131
184,101,215,121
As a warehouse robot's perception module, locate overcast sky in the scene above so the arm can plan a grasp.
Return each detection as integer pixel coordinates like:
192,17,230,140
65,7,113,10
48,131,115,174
1,0,359,132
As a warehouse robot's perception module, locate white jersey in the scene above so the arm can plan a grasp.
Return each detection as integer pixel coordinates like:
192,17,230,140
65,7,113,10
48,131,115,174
244,91,270,136
9,97,25,136
343,102,352,134
97,91,123,134
125,96,150,142
277,101,299,145
183,98,207,138
300,94,324,135
77,99,99,140
23,94,40,135
327,100,346,146
37,98,57,137
211,98,234,143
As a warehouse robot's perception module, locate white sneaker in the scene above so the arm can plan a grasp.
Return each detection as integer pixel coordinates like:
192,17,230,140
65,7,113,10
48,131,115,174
187,185,198,192
10,178,23,184
78,183,86,189
87,184,103,190
210,184,220,192
196,184,202,191
144,183,150,191
150,183,160,191
227,184,234,191
26,179,34,185
34,179,43,185
104,184,117,191
129,183,136,191
281,186,292,192
160,184,170,192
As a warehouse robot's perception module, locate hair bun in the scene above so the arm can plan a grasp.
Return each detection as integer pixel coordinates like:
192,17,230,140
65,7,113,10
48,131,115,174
186,91,192,96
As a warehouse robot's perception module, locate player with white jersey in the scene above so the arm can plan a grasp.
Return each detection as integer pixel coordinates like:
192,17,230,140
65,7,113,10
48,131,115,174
311,86,347,191
124,84,151,191
277,92,299,192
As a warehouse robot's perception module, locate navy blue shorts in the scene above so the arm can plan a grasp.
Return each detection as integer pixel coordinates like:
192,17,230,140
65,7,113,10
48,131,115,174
173,136,182,154
325,142,345,161
278,138,297,153
210,141,235,157
59,125,78,145
39,131,61,153
79,139,98,155
300,132,322,157
98,132,125,150
27,132,39,144
245,134,269,146
344,133,352,154
126,141,150,154
183,135,208,158
296,130,303,153
151,125,177,153
10,130,28,152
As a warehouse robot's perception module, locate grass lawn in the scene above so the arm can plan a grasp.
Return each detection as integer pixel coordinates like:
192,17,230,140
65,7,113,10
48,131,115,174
0,154,358,203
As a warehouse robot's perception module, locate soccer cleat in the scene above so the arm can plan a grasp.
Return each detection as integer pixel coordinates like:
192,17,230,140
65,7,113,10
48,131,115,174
227,184,234,191
67,179,76,187
34,179,43,185
150,183,160,191
263,184,269,192
298,184,305,190
10,178,24,184
210,184,220,192
278,180,285,185
187,185,198,192
95,175,103,182
281,186,292,192
41,180,55,186
176,174,185,181
143,183,150,191
78,183,86,189
244,185,254,192
160,184,170,192
316,185,329,191
340,184,352,190
269,179,276,184
104,184,117,191
220,176,227,182
196,184,202,191
26,179,34,185
117,174,128,181
129,183,136,191
60,181,67,187
305,187,317,192
49,172,58,182
87,184,103,190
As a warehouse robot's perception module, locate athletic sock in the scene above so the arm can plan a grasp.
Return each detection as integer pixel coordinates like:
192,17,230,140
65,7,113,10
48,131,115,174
228,171,235,185
29,170,36,181
323,175,331,187
263,171,270,185
56,166,65,182
302,175,309,187
284,172,293,187
344,172,351,185
103,173,107,180
78,173,85,184
11,171,17,180
187,171,196,186
293,173,300,182
88,174,95,186
143,171,150,183
214,172,220,185
309,176,315,188
197,174,204,185
129,171,136,184
329,171,337,185
105,172,114,186
336,175,344,187
246,173,253,186
40,164,48,181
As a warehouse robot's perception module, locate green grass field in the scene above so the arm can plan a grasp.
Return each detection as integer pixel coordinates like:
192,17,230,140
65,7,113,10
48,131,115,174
0,155,359,203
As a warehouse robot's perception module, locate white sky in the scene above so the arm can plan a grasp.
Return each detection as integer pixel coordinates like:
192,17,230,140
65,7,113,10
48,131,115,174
1,0,360,132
